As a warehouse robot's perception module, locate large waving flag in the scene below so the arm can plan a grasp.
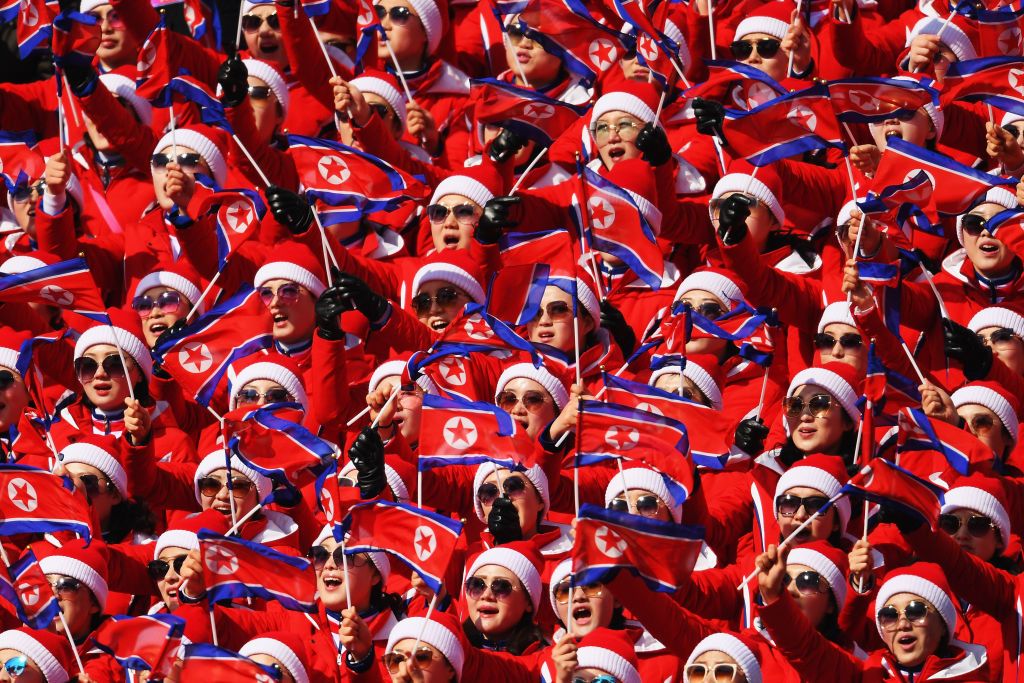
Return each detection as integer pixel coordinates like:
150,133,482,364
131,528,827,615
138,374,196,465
721,84,845,166
0,257,107,321
0,549,59,629
684,61,787,106
51,10,98,70
0,465,92,541
153,286,273,406
134,20,174,101
572,503,704,592
417,394,532,469
149,72,233,132
827,77,939,123
571,164,664,289
180,643,282,679
841,459,945,530
17,0,56,57
951,2,1024,57
472,79,590,146
424,303,542,366
339,500,464,593
858,168,938,235
193,531,317,612
874,138,1014,217
985,208,1024,261
193,179,266,270
486,263,549,326
897,407,996,478
940,57,1024,115
92,614,185,676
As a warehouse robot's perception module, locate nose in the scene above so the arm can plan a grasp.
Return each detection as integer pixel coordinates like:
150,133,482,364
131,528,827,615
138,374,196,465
444,210,459,228
831,340,845,358
792,503,810,521
607,126,622,142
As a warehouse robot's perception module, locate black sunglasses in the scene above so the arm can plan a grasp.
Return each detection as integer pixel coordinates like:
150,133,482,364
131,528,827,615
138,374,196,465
9,180,44,203
506,23,530,43
0,370,16,392
783,570,828,596
532,300,572,321
938,513,997,538
151,152,203,171
476,475,528,505
608,494,664,517
426,203,479,225
375,4,414,24
1005,123,1022,138
814,332,863,350
74,354,130,383
775,493,831,517
961,213,993,238
976,327,1017,346
131,290,183,317
464,575,517,600
730,38,781,60
248,85,272,100
147,555,187,580
369,102,393,120
72,472,114,498
241,11,279,31
412,286,463,315
682,301,725,320
235,387,293,405
877,600,931,630
51,576,83,595
307,545,370,571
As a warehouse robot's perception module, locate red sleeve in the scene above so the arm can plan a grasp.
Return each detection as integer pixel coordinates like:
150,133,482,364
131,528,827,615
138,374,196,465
309,334,349,436
105,540,160,596
276,0,352,110
774,158,849,223
898,279,940,331
111,0,221,87
461,648,537,682
819,5,911,77
34,205,80,260
678,561,746,620
607,571,719,654
549,462,615,515
123,442,200,511
352,113,450,189
365,306,434,357
421,465,478,520
758,591,863,682
77,79,157,173
226,99,300,189
0,81,59,139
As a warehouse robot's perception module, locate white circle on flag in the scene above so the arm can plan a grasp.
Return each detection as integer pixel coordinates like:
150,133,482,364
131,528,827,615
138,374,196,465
205,546,239,575
438,357,467,386
414,525,437,561
635,402,663,416
604,425,639,450
463,314,494,340
222,200,254,233
999,26,1022,55
899,169,934,204
137,43,157,72
846,89,878,112
40,285,73,306
588,197,615,230
523,103,554,120
638,35,658,62
588,39,617,71
178,342,213,374
7,478,37,512
1009,68,1024,97
17,583,38,606
787,104,817,131
318,155,351,185
594,525,626,558
443,416,478,449
320,487,335,521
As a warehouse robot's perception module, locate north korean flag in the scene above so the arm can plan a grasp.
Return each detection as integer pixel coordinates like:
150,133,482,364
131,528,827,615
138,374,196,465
0,130,39,191
0,257,107,320
897,407,996,478
576,399,692,504
354,0,381,64
193,180,266,270
951,3,1024,58
314,459,361,530
572,503,704,592
858,168,938,227
687,300,768,342
499,229,580,274
339,500,464,593
602,374,731,469
827,77,939,123
180,643,282,680
485,263,549,326
984,208,1024,261
471,79,591,147
0,549,59,629
152,286,273,407
856,260,901,287
17,0,56,57
572,165,664,289
874,138,1014,217
429,303,542,365
194,530,317,612
721,84,845,166
51,10,98,70
684,61,786,107
940,57,1024,116
417,394,529,469
92,614,185,675
864,340,920,412
0,465,92,540
840,459,945,531
134,20,174,101
149,72,234,133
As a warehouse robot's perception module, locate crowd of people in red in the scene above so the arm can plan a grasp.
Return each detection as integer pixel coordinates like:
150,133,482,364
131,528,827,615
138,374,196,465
3,0,1024,678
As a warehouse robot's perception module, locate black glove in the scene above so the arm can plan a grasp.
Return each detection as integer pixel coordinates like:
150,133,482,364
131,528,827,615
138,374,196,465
943,318,993,380
716,194,753,246
635,122,672,166
600,300,636,356
487,496,523,545
217,54,249,108
476,195,521,245
266,185,314,234
62,61,97,96
489,127,527,164
348,427,387,500
333,272,389,323
315,268,348,341
692,98,726,140
153,319,188,351
734,417,768,455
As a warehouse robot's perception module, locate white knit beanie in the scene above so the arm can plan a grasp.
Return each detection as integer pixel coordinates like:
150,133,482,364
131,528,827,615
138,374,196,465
404,0,443,54
134,271,204,315
239,638,309,683
228,360,308,411
385,617,465,679
874,573,956,638
494,363,569,410
242,59,290,116
955,187,1019,245
1003,111,1024,128
968,306,1024,336
907,16,977,62
734,15,790,40
576,645,641,683
774,463,852,533
38,554,109,608
368,359,439,395
712,173,785,226
0,630,68,683
683,360,723,410
788,546,848,608
351,74,407,123
58,441,128,498
590,92,656,129
98,72,153,125
312,524,392,580
429,174,495,209
942,486,1011,546
836,199,858,228
154,129,227,187
788,367,861,424
951,385,1019,441
466,546,542,613
548,558,573,617
603,467,682,522
412,262,486,304
153,529,200,559
685,633,762,683
252,263,327,298
0,255,46,274
817,301,857,334
675,270,744,311
340,460,410,504
471,460,550,522
73,324,153,380
193,450,272,503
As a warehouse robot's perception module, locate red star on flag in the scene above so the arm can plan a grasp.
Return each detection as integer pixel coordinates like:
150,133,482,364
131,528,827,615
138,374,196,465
595,525,626,557
589,39,615,68
604,425,638,450
8,480,36,511
440,358,465,383
444,417,477,447
414,526,436,560
588,198,614,229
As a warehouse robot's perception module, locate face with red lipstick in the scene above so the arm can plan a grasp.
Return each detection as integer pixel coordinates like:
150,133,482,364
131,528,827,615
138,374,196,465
878,592,947,668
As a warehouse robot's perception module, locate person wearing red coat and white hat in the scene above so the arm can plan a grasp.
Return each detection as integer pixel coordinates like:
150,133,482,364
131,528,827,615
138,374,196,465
968,306,1024,377
0,627,76,683
549,627,640,683
239,632,314,683
130,258,206,348
731,2,815,84
493,362,570,440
